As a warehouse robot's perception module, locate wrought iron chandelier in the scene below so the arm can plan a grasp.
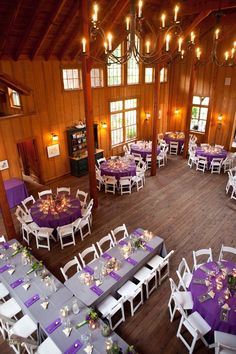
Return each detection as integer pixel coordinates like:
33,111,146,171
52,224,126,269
81,0,236,67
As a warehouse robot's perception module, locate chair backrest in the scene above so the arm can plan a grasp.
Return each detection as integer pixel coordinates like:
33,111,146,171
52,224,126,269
15,205,27,219
146,154,152,162
22,195,36,212
123,145,129,154
86,198,94,213
132,152,142,160
97,157,106,167
111,224,129,243
214,331,236,354
0,235,6,243
60,256,82,281
76,189,88,208
176,258,191,290
219,245,236,261
119,176,132,183
104,175,117,183
193,248,213,270
211,158,223,164
169,277,179,295
96,233,115,255
38,189,53,199
57,187,70,195
170,141,178,148
79,244,99,267
198,156,208,163
200,143,209,147
162,250,175,266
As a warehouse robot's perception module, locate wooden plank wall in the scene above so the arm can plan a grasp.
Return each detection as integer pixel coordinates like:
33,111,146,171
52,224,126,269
0,31,235,183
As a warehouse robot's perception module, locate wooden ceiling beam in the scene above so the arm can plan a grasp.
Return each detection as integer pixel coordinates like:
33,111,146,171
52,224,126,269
30,0,67,60
0,0,23,56
181,0,236,16
0,72,31,95
14,1,42,61
45,1,79,60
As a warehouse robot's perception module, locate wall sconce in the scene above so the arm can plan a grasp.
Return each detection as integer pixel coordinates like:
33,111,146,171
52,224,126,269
145,112,151,121
51,133,59,142
174,108,180,115
101,122,107,128
217,113,223,124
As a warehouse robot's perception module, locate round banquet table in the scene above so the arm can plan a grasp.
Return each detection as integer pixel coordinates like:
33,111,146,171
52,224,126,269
30,196,82,228
131,143,160,160
100,160,136,180
189,261,236,335
195,147,227,167
164,133,185,153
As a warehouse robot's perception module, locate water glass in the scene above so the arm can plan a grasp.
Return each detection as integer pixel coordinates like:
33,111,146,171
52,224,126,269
72,299,80,315
81,332,91,346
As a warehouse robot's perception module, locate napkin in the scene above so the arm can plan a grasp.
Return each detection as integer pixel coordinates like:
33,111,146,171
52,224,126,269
84,345,93,354
0,264,11,273
45,318,62,334
41,301,49,310
24,294,40,308
63,327,72,337
90,284,104,296
144,244,154,252
10,278,23,289
222,303,230,310
208,290,215,299
109,271,121,281
64,339,82,354
198,293,212,303
8,268,15,275
125,257,138,266
22,283,30,290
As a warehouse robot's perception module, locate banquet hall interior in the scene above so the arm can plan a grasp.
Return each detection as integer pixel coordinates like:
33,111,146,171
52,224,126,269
0,1,236,353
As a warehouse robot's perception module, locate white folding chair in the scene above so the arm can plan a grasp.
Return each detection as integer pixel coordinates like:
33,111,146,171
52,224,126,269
96,171,105,191
38,189,52,199
82,198,93,226
123,144,130,156
56,187,70,195
75,189,88,208
117,280,144,317
200,143,209,148
57,222,75,249
35,228,56,251
22,195,36,214
176,258,192,291
0,283,9,302
226,170,235,194
196,156,208,173
111,224,129,244
18,336,62,354
169,141,179,155
146,154,152,169
168,278,193,322
119,176,132,195
218,245,236,261
78,244,99,267
104,176,117,194
187,151,198,168
146,250,174,285
60,256,82,281
97,157,106,167
131,175,143,191
15,205,33,224
176,306,211,354
210,158,223,174
96,234,115,255
132,152,142,164
0,298,22,327
157,151,165,167
97,296,125,331
213,331,236,354
0,235,6,243
133,266,157,299
192,248,213,270
222,157,233,173
73,212,91,241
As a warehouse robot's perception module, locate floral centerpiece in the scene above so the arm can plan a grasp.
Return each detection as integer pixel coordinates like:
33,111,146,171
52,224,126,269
227,269,236,291
101,257,121,276
142,230,154,242
12,245,31,258
26,260,43,275
106,342,122,354
39,195,71,215
131,238,145,250
120,242,133,259
126,345,139,354
86,308,99,329
80,272,94,286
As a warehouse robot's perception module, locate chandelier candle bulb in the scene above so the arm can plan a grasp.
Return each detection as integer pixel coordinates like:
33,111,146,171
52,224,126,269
181,49,185,59
104,41,108,54
190,31,195,44
126,17,130,31
82,38,86,53
174,5,179,22
146,40,150,54
161,13,166,28
196,47,201,60
215,28,220,40
138,0,143,18
225,51,229,61
93,3,98,22
166,34,170,52
234,41,236,48
231,48,235,58
178,37,183,52
107,33,112,51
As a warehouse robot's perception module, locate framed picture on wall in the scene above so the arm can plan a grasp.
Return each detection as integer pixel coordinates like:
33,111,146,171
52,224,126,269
47,144,60,158
0,160,9,170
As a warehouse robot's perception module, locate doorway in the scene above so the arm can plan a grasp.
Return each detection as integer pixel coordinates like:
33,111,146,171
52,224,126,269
17,139,41,184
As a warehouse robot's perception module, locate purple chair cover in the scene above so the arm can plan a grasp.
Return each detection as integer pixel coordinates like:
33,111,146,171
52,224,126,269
4,178,29,209
30,197,81,228
100,161,136,180
164,135,185,153
131,144,160,160
195,147,227,167
189,261,236,334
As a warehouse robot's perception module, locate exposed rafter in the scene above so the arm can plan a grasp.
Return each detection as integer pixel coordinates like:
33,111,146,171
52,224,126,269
0,0,23,56
0,72,31,95
30,0,67,60
13,1,42,61
181,0,236,16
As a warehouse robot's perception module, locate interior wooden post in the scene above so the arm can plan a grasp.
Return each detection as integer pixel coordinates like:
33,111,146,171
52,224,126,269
151,63,161,176
81,0,98,207
0,172,17,239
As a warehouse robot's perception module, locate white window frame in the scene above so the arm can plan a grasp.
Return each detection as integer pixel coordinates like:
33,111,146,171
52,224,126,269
62,68,82,91
91,68,104,88
190,96,210,133
107,44,122,87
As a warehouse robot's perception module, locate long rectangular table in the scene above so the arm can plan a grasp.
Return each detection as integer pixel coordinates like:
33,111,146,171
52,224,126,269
65,229,167,307
3,178,28,208
0,240,128,353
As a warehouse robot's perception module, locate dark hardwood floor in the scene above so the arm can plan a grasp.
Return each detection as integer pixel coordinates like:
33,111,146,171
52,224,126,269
1,156,235,354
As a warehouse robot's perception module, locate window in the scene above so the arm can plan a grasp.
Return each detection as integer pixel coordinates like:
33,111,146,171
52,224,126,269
127,35,140,84
190,96,210,133
110,98,137,146
62,68,81,90
91,68,104,88
8,88,21,108
145,67,154,83
107,45,122,86
160,67,167,83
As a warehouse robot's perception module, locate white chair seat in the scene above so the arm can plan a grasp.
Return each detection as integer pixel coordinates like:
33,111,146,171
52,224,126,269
0,298,21,318
118,280,139,298
184,311,211,337
134,266,157,298
134,266,153,282
117,280,143,316
37,337,62,354
10,314,37,338
0,283,9,299
173,292,193,310
182,273,192,289
97,295,125,331
147,254,163,268
97,295,118,317
22,214,33,223
214,331,236,354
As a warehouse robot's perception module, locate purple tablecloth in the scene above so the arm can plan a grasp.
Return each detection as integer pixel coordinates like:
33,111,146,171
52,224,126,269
189,261,236,335
195,147,227,167
30,197,82,228
3,178,29,209
100,161,136,180
164,135,185,153
131,144,160,160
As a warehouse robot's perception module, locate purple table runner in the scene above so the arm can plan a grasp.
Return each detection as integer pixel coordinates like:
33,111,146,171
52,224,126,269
10,278,24,289
46,318,62,334
90,284,104,296
145,244,154,252
0,264,12,273
64,339,82,354
109,271,121,281
102,252,112,260
82,266,94,275
24,294,40,308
